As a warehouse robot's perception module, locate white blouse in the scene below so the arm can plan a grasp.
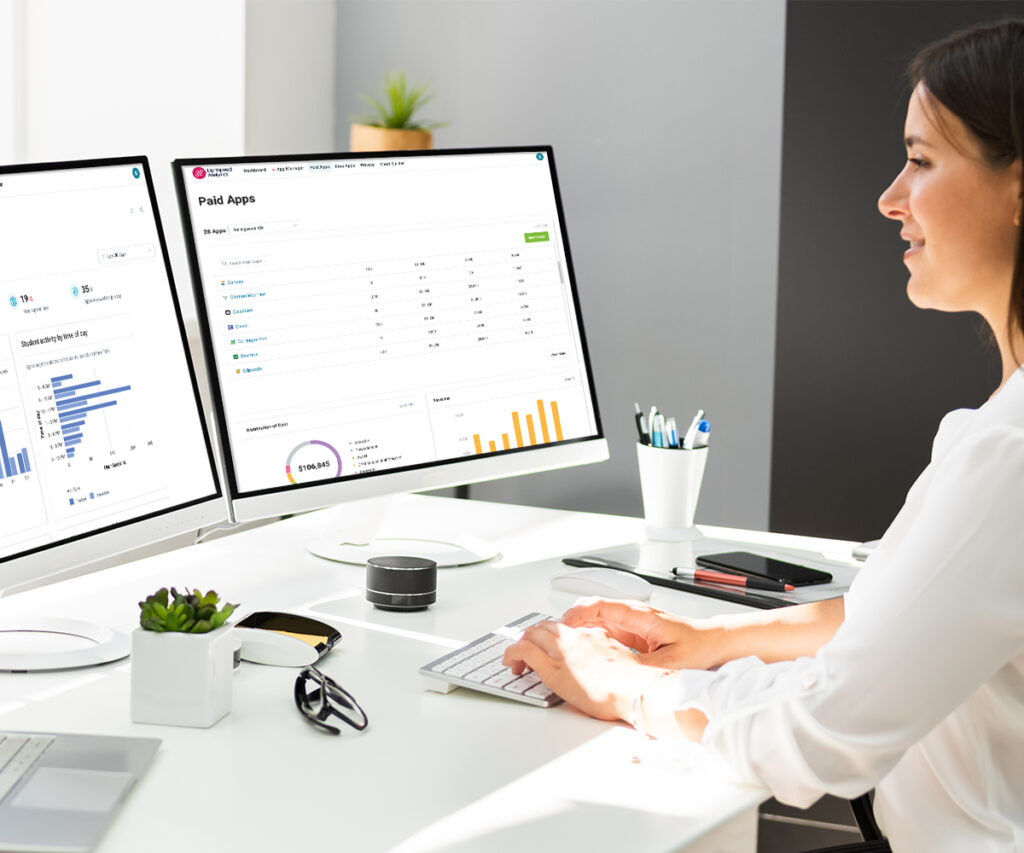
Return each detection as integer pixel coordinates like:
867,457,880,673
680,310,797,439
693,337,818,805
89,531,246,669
648,368,1024,851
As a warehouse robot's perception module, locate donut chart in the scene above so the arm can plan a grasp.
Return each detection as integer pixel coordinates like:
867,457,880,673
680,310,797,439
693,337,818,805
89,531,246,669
285,440,342,484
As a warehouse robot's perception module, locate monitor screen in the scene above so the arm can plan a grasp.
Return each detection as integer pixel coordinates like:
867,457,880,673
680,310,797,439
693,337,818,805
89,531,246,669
0,158,224,594
174,147,605,522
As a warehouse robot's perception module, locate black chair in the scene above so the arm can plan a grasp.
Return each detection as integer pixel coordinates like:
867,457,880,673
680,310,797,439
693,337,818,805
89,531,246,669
800,793,889,853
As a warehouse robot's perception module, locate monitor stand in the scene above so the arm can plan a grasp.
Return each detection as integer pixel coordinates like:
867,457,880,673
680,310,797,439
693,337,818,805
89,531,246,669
305,495,499,568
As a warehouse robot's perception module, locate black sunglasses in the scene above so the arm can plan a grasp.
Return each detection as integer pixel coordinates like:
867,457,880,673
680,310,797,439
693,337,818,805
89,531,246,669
294,666,369,735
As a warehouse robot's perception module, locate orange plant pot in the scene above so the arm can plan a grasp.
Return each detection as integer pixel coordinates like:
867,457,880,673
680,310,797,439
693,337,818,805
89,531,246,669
349,124,433,152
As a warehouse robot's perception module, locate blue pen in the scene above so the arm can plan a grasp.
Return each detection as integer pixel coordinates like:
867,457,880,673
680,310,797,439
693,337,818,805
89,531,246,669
692,419,710,448
666,417,678,448
651,414,665,447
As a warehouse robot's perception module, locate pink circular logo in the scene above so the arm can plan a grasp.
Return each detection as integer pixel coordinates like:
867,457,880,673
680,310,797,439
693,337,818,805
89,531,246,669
192,167,207,180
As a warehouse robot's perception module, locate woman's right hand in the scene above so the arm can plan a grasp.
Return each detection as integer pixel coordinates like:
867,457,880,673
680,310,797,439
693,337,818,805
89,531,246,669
561,598,718,671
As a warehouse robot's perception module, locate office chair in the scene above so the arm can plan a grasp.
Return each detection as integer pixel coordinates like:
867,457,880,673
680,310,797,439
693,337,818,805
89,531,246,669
800,793,888,853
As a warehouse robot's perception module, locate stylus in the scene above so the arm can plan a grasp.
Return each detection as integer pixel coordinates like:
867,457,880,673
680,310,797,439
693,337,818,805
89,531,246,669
672,566,794,592
562,557,791,610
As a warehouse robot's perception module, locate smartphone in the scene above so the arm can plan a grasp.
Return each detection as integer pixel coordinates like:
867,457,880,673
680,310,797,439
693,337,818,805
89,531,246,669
695,551,833,587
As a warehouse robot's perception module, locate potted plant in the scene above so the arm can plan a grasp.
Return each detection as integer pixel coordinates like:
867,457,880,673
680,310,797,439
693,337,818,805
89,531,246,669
130,587,238,728
350,70,446,152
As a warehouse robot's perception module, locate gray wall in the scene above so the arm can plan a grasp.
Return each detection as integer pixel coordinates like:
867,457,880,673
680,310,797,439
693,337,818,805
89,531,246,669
336,1,786,529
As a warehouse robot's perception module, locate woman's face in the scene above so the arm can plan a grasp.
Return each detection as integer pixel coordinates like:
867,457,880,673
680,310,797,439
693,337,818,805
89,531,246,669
877,83,1021,322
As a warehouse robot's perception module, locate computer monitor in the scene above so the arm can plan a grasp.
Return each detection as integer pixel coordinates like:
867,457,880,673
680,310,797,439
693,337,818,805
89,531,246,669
0,157,225,596
173,147,607,564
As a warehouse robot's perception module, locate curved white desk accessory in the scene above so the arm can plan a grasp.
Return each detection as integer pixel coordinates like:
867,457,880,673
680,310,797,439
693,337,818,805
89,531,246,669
0,618,130,672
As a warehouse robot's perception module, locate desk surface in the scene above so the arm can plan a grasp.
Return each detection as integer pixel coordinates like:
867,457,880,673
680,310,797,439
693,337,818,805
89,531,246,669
0,496,858,853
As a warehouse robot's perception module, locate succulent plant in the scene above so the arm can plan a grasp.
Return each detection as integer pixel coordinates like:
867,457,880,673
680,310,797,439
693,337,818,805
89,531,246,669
138,587,237,634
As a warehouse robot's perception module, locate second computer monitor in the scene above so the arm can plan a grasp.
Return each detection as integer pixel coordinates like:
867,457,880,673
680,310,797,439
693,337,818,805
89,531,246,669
174,148,606,523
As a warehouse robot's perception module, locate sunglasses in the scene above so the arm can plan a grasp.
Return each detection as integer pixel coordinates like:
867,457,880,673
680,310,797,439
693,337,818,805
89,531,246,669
293,666,368,735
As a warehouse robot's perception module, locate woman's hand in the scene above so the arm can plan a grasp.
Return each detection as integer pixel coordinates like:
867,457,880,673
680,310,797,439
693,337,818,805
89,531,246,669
502,619,670,722
559,598,719,670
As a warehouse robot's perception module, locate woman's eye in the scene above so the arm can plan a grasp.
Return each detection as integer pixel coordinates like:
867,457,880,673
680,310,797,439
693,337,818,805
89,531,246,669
908,157,928,169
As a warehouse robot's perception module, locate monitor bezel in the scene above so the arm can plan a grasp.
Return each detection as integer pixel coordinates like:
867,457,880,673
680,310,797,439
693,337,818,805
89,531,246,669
0,155,227,595
173,146,606,521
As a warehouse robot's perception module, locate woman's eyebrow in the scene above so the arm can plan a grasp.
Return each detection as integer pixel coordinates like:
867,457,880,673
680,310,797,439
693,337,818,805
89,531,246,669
904,134,936,148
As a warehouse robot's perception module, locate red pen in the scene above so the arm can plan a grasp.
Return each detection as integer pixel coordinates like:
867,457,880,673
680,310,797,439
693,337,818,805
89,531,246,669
672,566,795,593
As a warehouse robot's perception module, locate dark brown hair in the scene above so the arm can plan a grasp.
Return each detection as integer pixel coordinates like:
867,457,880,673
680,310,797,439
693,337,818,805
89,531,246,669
909,19,1024,358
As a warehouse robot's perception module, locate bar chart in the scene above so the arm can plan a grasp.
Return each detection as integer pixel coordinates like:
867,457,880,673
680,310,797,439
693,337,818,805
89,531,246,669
472,399,564,454
0,418,31,479
51,372,132,460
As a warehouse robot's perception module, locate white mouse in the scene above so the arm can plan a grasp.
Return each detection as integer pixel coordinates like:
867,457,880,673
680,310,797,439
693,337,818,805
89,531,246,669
550,567,653,600
235,627,320,667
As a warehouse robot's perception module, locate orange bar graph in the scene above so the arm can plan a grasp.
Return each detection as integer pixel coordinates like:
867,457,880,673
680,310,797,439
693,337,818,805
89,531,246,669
537,400,550,443
470,399,564,452
551,401,563,441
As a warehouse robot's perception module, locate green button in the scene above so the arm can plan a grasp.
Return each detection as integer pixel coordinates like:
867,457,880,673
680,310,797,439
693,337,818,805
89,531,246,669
524,231,549,243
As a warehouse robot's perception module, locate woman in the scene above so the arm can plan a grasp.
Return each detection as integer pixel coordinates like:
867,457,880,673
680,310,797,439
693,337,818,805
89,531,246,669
504,20,1024,852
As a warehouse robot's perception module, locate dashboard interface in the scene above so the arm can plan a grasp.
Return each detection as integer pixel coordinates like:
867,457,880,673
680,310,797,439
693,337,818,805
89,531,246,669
177,149,601,498
0,160,220,563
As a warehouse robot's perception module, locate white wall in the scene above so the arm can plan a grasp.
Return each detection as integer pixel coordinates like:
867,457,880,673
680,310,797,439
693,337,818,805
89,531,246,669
0,0,25,164
7,0,247,320
245,0,337,156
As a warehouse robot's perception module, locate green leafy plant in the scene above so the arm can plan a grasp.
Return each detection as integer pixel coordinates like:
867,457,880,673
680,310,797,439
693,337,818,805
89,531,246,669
138,587,237,634
354,70,446,130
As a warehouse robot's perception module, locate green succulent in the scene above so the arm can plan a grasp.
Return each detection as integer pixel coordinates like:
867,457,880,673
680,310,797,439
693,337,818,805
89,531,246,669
354,70,446,130
138,587,237,634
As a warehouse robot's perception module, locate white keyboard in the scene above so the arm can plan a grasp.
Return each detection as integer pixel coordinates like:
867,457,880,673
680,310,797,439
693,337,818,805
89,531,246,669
420,612,562,708
0,733,55,801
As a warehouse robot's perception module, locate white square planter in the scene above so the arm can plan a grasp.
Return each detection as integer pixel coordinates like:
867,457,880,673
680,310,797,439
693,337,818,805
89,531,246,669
130,627,235,728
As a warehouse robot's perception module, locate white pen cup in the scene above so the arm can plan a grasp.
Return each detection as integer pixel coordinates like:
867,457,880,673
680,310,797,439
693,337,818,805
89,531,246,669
636,442,708,541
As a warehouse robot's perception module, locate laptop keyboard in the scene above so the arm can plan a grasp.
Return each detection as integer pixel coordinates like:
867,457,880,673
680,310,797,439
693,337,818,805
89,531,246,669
0,734,55,801
420,612,562,708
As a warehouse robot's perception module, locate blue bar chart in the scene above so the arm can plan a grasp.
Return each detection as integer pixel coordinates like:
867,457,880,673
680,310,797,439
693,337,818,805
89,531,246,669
52,372,132,459
0,418,31,479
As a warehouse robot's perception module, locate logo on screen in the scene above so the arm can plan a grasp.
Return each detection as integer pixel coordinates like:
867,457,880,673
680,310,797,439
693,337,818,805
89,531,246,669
192,167,207,180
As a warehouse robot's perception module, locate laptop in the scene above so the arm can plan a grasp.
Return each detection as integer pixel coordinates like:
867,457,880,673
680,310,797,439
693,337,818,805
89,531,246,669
0,731,160,852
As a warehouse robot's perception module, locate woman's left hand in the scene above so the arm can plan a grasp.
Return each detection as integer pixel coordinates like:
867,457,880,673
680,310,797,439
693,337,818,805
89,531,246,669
502,620,670,722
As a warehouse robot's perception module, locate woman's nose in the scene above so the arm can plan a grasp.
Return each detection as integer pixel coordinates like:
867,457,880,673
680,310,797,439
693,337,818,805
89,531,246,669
878,168,909,220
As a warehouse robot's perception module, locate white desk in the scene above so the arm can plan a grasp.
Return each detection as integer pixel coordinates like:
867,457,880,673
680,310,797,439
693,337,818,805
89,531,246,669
0,495,859,853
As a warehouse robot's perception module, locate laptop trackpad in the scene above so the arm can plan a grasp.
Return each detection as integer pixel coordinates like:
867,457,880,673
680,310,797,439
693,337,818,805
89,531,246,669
11,767,134,812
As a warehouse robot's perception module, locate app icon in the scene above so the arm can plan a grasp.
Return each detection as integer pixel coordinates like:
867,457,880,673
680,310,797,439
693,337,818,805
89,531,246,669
536,152,544,161
193,167,207,180
131,167,141,179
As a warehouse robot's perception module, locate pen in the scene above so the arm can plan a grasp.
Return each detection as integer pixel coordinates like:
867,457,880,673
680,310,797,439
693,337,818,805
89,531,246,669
634,403,650,445
682,409,705,448
666,417,679,448
563,557,791,610
651,413,665,447
672,566,793,592
691,419,710,448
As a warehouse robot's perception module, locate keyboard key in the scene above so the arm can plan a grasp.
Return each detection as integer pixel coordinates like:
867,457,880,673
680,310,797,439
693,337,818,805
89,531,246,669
505,673,541,694
525,683,554,700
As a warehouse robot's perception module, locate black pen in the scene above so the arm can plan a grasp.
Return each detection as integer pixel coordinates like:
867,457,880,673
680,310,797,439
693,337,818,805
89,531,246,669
562,557,791,610
634,402,651,445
